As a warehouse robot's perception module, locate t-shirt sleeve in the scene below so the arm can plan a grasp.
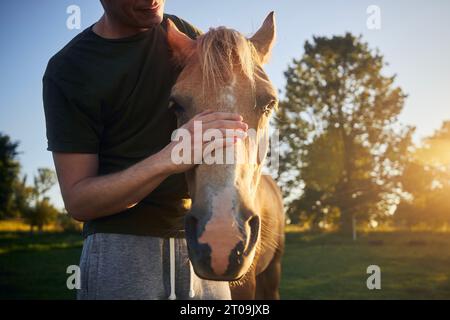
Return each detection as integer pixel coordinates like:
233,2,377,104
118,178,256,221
42,73,103,153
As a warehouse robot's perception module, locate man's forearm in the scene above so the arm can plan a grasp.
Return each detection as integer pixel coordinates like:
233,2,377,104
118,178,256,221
65,148,174,221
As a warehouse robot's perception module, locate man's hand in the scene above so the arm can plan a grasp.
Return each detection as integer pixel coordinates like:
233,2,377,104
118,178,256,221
160,110,248,173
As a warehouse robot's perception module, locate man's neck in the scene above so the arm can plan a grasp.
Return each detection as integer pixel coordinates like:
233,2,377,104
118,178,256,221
92,14,149,39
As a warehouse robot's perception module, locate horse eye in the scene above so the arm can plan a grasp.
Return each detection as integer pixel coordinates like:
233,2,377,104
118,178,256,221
168,99,185,114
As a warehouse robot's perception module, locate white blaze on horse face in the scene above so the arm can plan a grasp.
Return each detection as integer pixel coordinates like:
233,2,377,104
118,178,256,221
198,186,242,276
196,78,248,276
218,78,248,166
220,78,237,111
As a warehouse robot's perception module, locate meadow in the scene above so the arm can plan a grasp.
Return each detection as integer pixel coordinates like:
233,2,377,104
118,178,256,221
1,221,450,299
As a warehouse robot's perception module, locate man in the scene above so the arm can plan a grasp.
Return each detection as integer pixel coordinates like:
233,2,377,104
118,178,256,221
43,0,248,299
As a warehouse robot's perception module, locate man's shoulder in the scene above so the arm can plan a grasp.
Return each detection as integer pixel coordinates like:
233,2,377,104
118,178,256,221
44,27,93,79
163,13,203,39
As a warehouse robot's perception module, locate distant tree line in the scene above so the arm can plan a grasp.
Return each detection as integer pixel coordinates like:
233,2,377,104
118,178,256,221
0,133,79,233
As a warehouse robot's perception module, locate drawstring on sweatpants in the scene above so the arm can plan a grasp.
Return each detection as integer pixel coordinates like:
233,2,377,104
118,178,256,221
189,261,195,298
168,238,176,300
168,238,195,300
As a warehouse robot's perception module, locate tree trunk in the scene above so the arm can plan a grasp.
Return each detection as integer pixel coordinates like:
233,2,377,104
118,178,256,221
339,211,354,236
336,106,356,238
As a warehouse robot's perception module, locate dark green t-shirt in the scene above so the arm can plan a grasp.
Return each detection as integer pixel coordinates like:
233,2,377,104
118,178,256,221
42,14,201,238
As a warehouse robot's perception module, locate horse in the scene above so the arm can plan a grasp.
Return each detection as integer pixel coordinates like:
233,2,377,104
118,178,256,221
166,12,285,300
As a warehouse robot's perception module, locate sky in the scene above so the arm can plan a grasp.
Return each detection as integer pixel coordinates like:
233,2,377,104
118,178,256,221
0,0,449,209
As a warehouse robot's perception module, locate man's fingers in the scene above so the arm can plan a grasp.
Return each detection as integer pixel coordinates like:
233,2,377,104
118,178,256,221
205,137,236,148
202,129,247,141
202,137,237,159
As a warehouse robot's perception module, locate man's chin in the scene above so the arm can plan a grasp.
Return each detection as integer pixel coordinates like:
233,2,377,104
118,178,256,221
133,10,164,28
136,16,163,28
148,15,164,26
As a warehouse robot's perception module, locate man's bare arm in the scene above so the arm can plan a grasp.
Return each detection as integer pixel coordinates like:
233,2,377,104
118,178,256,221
53,111,247,221
53,149,174,222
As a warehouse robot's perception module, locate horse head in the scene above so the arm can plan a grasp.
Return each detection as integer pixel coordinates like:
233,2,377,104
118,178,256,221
166,12,277,281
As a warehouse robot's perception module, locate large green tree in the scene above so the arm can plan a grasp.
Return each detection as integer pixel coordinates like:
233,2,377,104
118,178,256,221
276,33,413,234
0,133,20,219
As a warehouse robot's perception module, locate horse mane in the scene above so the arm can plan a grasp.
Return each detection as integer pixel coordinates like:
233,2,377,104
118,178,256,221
196,27,260,92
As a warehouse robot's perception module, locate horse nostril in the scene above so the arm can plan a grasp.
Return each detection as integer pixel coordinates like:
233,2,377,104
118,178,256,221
244,215,260,255
248,215,260,235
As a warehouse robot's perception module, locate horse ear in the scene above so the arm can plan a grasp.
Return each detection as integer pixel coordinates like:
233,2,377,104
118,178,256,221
166,19,196,65
249,12,276,64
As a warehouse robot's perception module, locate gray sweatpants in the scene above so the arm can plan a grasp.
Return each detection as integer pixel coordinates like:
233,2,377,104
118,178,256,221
77,233,231,300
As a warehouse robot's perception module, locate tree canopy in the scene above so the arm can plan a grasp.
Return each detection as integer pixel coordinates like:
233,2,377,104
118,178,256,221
276,33,414,234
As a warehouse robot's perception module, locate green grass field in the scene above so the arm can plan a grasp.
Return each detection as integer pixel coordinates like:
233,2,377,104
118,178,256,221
1,230,450,299
282,231,450,299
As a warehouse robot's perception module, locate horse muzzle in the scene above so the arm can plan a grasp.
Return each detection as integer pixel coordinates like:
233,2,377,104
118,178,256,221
185,212,260,281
